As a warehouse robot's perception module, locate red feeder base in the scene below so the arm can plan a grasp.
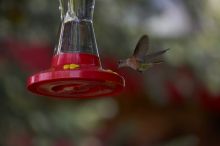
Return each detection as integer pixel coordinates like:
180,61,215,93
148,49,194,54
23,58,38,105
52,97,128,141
27,53,125,98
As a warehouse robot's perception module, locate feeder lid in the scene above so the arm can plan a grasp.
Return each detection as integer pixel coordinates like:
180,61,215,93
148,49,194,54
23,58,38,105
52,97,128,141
27,69,125,98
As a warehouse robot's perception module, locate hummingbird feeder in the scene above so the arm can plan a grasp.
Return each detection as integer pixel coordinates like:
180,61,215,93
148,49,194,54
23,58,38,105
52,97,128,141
27,0,125,98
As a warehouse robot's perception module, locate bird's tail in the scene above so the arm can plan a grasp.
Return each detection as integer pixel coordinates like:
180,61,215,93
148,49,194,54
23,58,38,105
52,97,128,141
145,48,170,62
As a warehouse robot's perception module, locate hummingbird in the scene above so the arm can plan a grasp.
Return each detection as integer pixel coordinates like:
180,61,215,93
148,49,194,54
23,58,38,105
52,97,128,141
118,35,169,72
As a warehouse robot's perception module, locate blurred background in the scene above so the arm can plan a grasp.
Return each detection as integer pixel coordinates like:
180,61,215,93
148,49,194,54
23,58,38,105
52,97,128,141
1,0,220,145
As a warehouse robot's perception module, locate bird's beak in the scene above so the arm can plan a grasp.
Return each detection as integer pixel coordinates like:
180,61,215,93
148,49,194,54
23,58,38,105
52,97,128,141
118,60,123,68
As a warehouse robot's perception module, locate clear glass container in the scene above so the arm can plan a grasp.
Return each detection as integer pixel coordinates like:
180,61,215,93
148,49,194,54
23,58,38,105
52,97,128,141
52,0,100,70
55,0,97,54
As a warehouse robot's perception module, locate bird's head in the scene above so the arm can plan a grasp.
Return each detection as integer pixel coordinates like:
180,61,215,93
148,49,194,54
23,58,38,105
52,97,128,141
118,59,127,68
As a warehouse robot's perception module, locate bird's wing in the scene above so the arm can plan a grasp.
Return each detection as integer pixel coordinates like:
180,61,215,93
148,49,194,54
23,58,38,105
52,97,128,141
145,48,169,62
133,35,150,61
